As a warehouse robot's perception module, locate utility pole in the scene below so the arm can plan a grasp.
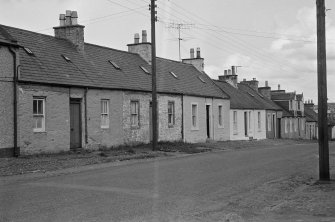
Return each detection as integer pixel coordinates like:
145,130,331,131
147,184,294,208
168,23,193,61
150,0,158,151
316,0,330,181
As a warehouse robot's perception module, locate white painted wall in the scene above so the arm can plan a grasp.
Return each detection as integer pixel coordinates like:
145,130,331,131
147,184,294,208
230,109,266,140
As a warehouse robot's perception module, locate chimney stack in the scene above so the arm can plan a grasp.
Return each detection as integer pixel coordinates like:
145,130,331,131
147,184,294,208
190,48,195,59
182,47,204,72
242,78,259,92
54,10,85,52
258,80,271,99
228,69,232,75
278,84,280,90
224,70,228,75
142,30,147,43
127,30,152,64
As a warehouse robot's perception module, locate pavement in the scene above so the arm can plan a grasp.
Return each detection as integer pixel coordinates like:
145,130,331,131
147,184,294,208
0,142,335,222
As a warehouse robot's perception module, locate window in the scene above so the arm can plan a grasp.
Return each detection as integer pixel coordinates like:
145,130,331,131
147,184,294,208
191,104,198,129
198,76,206,83
295,119,298,132
140,66,150,74
233,111,238,134
61,54,71,62
168,101,175,126
258,112,261,131
298,102,300,110
101,99,109,128
33,97,45,132
218,105,223,127
130,101,140,127
24,47,34,55
267,113,272,131
108,60,121,70
169,71,178,79
285,118,288,133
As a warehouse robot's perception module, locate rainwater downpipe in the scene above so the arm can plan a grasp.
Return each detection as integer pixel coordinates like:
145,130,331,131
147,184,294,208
84,87,88,144
9,47,19,157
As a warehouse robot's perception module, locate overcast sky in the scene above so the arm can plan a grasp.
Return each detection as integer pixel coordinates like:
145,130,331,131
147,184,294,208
1,0,334,103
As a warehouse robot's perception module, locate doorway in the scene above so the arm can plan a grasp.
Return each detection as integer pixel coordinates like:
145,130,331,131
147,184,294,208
206,105,210,138
149,102,153,141
244,112,248,137
70,99,82,149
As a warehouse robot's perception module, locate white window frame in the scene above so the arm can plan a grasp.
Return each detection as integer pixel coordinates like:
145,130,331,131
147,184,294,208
191,103,198,130
130,100,140,127
218,105,223,128
168,101,175,127
33,97,46,132
101,99,110,129
233,111,238,134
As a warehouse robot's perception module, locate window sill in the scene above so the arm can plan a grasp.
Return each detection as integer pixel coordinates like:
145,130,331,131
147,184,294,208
168,124,174,128
191,127,199,131
101,127,110,129
33,130,46,134
218,125,224,129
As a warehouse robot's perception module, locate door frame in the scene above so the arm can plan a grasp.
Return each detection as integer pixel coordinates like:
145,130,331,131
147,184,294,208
206,105,211,138
70,98,82,149
244,111,248,137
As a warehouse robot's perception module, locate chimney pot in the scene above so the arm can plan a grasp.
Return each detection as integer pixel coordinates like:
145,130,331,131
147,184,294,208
59,14,65,26
231,66,236,75
71,11,78,25
228,69,232,75
142,30,147,43
65,10,72,26
134,33,140,44
265,81,268,87
243,78,246,81
196,47,201,58
311,99,313,104
253,78,256,81
224,70,228,75
190,48,195,59
278,84,280,90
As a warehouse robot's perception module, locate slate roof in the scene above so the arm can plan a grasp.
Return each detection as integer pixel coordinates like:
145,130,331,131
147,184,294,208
214,80,265,109
304,106,318,123
237,83,282,111
0,24,228,99
271,92,296,100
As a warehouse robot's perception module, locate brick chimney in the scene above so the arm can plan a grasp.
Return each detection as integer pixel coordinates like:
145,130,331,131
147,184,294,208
53,10,85,52
127,30,152,64
242,78,259,92
304,99,315,109
258,81,271,99
182,47,204,72
218,66,238,88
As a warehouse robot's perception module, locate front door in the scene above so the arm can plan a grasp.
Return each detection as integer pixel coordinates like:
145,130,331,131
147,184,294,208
70,99,82,149
206,105,210,138
277,118,281,139
244,112,248,136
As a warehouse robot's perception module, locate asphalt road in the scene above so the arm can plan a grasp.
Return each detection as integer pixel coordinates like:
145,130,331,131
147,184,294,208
0,142,333,222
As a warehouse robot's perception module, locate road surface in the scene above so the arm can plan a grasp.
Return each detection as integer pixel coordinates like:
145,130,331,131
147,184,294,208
1,142,334,221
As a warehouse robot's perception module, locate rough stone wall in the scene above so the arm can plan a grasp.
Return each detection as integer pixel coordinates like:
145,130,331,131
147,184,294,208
18,84,70,154
122,91,182,144
0,47,14,151
86,89,124,149
54,25,85,51
127,43,152,64
157,94,182,142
